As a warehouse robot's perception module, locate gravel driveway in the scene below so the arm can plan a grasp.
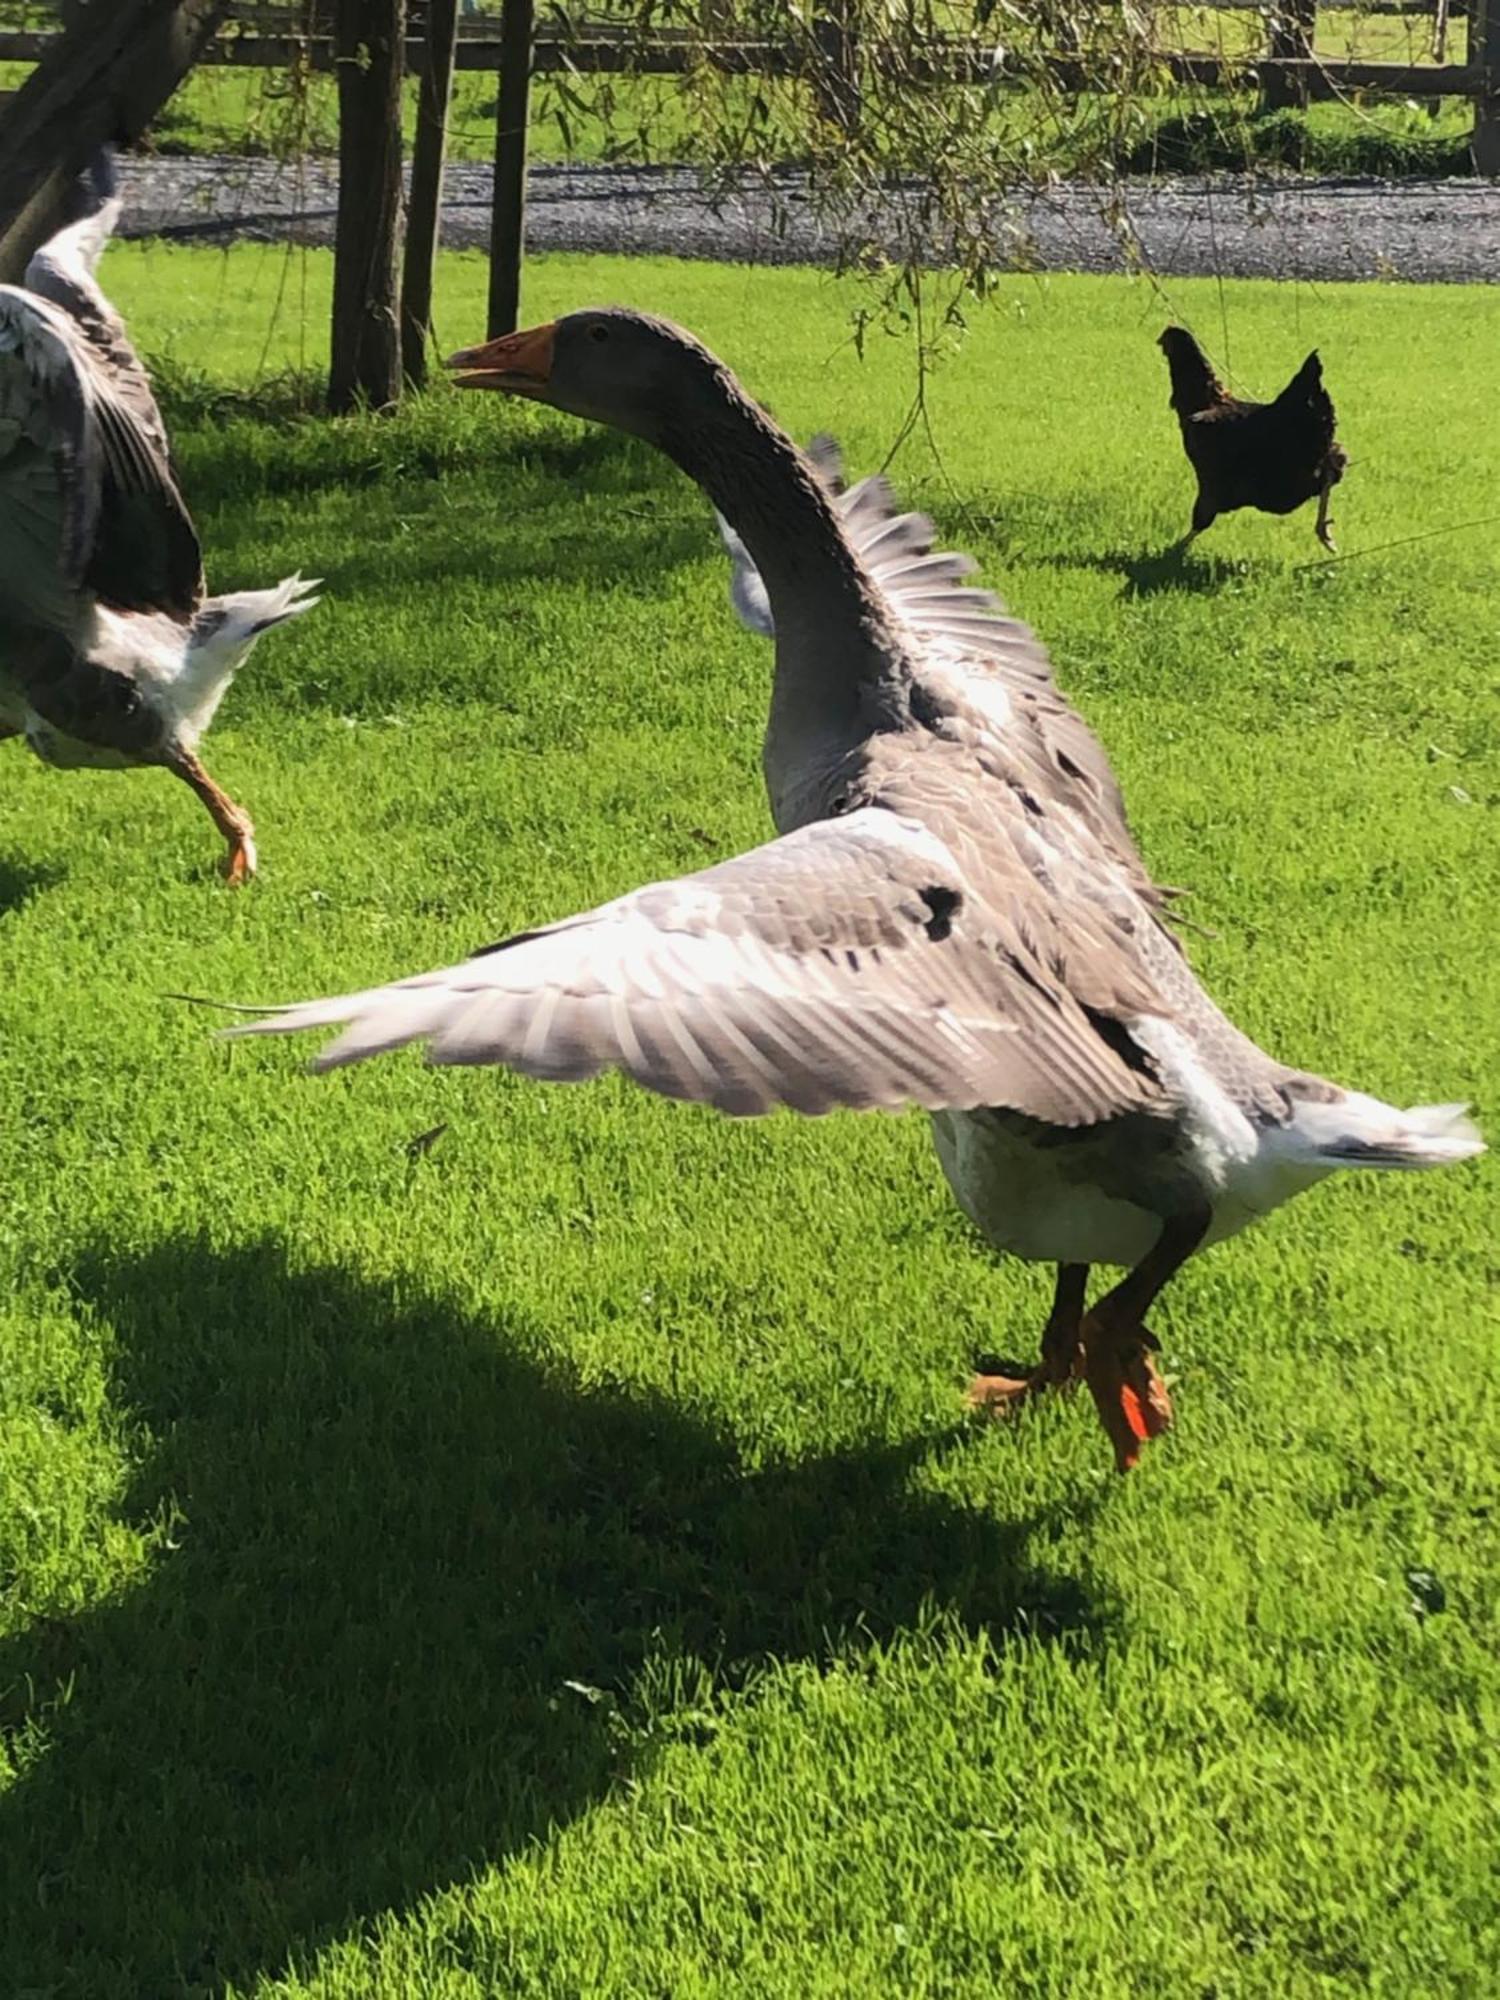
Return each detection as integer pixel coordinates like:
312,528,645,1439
116,153,1500,286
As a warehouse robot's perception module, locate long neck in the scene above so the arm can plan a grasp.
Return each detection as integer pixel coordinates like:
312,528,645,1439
656,374,909,722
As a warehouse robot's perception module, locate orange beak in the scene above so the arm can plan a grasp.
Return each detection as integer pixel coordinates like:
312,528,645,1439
445,322,557,395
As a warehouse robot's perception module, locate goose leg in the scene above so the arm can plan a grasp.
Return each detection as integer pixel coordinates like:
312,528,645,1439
967,1262,1089,1413
165,747,258,885
1080,1208,1209,1473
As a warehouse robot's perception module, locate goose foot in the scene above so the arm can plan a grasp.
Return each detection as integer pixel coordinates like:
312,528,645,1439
223,830,258,887
1081,1314,1172,1473
967,1262,1086,1417
166,747,258,887
966,1363,1065,1414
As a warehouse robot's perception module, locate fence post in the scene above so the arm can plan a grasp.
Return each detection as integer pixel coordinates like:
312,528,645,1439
811,4,860,133
1477,0,1500,173
487,0,534,337
329,0,407,412
401,0,459,385
1260,0,1318,113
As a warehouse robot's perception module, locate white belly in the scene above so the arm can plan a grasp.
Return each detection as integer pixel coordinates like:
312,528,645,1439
929,1103,1334,1272
930,1109,1165,1268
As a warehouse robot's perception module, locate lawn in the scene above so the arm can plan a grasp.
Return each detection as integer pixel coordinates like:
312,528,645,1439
0,245,1497,1998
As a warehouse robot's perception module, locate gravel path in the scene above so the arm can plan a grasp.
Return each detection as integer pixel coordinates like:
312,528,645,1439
116,153,1500,286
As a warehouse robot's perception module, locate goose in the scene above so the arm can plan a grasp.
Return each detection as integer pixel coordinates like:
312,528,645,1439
224,309,1481,1472
0,150,318,883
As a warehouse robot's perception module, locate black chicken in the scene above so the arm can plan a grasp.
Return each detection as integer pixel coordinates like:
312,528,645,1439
1158,327,1347,552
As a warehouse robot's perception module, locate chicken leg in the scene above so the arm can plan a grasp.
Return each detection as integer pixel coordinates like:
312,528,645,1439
166,746,258,885
967,1262,1088,1413
1314,482,1337,553
1079,1208,1208,1472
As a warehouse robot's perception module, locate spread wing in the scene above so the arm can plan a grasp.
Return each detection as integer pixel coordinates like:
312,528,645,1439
0,286,101,633
0,158,201,633
226,805,1167,1128
719,434,1143,871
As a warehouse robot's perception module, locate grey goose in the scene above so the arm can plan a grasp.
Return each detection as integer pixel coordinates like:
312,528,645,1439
0,149,317,882
224,309,1481,1470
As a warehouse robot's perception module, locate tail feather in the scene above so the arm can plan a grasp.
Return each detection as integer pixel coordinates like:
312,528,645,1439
1296,1096,1485,1171
1272,349,1330,414
197,572,323,644
169,573,321,741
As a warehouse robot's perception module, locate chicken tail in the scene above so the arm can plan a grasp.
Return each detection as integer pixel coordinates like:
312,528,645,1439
1273,350,1328,408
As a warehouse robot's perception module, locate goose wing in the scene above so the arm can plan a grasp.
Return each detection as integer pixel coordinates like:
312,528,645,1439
725,434,1141,868
226,805,1167,1128
0,282,201,632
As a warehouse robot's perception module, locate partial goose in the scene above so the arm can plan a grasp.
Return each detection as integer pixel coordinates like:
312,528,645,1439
225,309,1481,1471
0,150,318,882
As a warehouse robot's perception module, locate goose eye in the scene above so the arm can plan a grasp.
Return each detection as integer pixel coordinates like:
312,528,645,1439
589,324,610,344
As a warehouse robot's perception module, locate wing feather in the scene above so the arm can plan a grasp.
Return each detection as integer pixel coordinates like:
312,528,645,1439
229,806,1167,1128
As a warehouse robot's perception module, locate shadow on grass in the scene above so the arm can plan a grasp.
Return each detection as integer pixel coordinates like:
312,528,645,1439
186,416,717,626
0,853,64,917
1041,544,1253,600
0,1237,1112,1997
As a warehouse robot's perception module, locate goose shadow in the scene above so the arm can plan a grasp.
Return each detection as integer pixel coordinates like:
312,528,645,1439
0,1237,1112,1997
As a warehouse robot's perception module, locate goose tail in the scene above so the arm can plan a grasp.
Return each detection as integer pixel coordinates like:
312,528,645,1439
1291,1094,1485,1171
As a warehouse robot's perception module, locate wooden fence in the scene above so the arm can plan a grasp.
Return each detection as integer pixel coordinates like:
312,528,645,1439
0,7,1492,141
0,1,1492,363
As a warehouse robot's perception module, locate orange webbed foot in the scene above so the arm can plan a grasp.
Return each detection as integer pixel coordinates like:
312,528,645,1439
1082,1314,1173,1473
967,1369,1041,1416
968,1338,1083,1418
223,832,258,887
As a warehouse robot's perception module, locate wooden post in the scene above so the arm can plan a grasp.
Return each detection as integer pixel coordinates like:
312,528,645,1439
1476,0,1500,174
329,0,407,413
0,0,229,284
401,0,459,385
1260,0,1318,113
487,0,534,338
810,3,860,133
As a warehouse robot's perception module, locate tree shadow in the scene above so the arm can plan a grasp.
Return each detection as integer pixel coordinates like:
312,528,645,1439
189,418,716,618
0,852,64,917
0,1237,1112,1998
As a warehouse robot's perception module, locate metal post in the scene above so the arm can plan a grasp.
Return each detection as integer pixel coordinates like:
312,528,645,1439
487,0,534,338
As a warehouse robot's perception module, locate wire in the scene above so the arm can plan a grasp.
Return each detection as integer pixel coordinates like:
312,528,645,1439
1293,512,1500,573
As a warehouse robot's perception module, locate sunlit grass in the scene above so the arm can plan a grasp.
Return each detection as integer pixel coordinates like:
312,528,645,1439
0,246,1495,1998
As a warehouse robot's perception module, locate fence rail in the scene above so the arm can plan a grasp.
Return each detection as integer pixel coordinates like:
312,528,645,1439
0,21,1487,96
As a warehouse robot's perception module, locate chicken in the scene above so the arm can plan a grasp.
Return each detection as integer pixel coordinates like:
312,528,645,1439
0,149,319,882
1157,326,1347,553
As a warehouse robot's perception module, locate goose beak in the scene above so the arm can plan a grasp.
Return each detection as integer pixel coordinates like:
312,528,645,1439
445,322,557,395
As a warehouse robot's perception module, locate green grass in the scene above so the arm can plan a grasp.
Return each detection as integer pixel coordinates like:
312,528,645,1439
1,245,1498,1998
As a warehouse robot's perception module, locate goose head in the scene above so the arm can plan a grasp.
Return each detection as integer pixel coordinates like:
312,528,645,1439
445,307,733,447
